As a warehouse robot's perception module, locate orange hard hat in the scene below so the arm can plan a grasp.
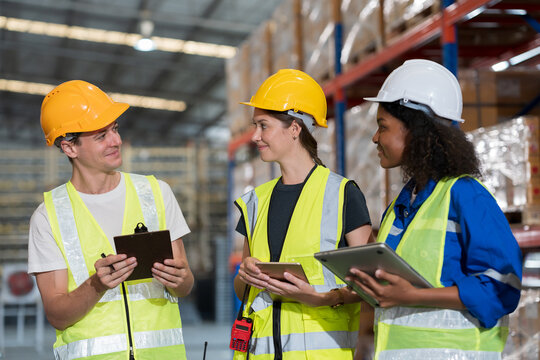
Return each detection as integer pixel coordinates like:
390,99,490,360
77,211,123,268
40,80,129,146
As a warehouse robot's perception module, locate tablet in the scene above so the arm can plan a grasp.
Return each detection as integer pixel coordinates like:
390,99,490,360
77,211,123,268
255,262,308,283
314,242,432,307
114,229,173,281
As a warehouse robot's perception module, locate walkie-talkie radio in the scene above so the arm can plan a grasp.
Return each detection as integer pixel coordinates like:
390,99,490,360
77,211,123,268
229,286,253,352
230,317,252,352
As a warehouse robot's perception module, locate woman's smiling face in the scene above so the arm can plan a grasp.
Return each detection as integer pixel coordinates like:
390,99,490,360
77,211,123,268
372,106,409,169
251,108,295,162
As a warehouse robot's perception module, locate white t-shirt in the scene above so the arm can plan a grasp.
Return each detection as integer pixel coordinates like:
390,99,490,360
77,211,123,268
28,172,190,274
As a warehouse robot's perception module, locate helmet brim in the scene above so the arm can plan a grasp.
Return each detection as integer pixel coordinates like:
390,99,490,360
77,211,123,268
45,102,129,146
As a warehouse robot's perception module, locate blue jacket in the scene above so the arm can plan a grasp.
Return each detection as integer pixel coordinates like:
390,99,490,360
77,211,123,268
382,177,522,328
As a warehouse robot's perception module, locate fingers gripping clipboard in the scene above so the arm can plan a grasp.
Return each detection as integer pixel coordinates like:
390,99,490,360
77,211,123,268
113,224,173,281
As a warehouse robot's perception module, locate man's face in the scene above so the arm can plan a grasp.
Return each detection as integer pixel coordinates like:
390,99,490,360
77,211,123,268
68,121,123,172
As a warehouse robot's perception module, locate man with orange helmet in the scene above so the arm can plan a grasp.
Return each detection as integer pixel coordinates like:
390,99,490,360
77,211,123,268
28,80,193,359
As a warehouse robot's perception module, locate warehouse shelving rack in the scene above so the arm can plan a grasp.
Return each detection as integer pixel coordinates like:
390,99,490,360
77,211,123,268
230,0,540,248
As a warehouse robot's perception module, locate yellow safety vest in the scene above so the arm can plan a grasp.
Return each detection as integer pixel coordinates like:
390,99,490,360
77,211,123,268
234,165,361,360
375,176,509,360
44,173,186,360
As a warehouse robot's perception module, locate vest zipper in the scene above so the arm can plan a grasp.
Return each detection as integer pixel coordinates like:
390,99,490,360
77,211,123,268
121,282,136,360
272,301,282,360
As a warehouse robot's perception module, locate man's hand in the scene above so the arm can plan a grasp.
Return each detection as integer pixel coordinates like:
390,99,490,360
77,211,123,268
94,254,137,292
152,258,190,293
152,238,194,297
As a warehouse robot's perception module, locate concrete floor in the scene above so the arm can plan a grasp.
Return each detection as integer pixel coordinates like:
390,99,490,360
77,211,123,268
0,321,233,360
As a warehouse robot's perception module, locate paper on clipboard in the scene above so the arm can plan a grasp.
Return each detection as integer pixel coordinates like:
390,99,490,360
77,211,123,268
114,229,173,281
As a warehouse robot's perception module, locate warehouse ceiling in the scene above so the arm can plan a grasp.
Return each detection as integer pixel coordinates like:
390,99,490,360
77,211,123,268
0,0,282,148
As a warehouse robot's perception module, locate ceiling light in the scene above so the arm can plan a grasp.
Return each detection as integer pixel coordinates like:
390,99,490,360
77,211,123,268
491,61,509,72
134,37,156,52
0,79,186,112
509,46,540,66
505,9,527,16
0,16,236,58
134,18,156,52
464,7,485,21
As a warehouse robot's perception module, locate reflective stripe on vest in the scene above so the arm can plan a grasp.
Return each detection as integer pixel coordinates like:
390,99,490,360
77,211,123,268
239,190,258,241
99,282,178,303
235,166,360,359
250,330,359,356
46,173,184,360
375,177,509,358
238,168,346,293
318,171,346,291
130,173,159,231
375,306,508,330
54,328,184,359
377,349,502,360
50,178,173,303
50,184,88,286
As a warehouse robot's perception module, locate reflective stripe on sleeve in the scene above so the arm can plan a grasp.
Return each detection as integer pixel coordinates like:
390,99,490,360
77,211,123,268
472,269,521,290
446,219,461,233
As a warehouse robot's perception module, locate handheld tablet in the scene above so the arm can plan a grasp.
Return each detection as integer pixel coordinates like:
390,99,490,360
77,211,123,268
114,229,173,281
255,262,309,283
314,242,432,307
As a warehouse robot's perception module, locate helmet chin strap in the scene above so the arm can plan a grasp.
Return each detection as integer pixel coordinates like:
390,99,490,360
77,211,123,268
287,110,316,133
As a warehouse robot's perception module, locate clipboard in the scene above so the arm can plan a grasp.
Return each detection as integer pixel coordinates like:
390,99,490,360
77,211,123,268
114,229,173,281
314,242,433,307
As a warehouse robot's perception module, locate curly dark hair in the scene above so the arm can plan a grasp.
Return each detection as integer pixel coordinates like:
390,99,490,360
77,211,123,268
381,101,481,189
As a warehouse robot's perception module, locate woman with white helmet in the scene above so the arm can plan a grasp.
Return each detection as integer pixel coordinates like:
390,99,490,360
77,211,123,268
233,69,374,359
347,59,522,359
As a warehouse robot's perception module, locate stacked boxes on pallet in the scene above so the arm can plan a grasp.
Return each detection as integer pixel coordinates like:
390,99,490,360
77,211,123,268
503,289,540,359
248,22,273,99
225,43,251,139
270,0,303,73
344,103,403,228
301,0,337,82
341,0,384,72
468,116,540,223
383,0,440,42
460,70,540,133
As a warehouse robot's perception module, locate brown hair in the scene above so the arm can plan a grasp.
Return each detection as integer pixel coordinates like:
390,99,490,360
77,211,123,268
264,109,324,166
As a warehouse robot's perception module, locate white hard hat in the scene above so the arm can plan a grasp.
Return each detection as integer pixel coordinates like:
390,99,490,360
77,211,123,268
365,59,464,123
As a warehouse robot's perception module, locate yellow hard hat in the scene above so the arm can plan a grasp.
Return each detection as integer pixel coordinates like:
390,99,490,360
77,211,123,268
241,69,327,128
40,80,129,146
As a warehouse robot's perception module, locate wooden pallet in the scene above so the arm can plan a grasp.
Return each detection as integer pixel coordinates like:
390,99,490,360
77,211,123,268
506,205,540,226
385,1,441,43
343,40,383,73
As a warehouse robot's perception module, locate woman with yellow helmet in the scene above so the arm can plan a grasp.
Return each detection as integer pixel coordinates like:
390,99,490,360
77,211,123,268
233,69,374,360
